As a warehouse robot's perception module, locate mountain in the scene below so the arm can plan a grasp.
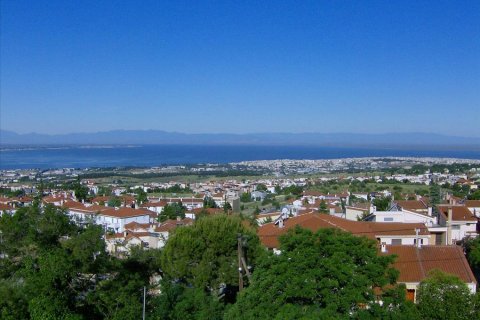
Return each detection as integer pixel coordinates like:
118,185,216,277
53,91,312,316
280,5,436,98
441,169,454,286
1,129,479,147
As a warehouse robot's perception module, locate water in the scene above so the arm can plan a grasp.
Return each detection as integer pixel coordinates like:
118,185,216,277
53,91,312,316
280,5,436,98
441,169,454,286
1,145,480,170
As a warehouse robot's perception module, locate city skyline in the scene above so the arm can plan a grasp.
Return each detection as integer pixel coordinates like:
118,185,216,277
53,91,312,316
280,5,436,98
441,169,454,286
1,1,479,137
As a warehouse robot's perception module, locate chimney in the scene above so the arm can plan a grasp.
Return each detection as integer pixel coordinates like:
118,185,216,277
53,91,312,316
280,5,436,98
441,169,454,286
381,242,387,253
447,207,453,245
415,228,422,248
427,207,432,216
123,231,127,237
278,218,284,228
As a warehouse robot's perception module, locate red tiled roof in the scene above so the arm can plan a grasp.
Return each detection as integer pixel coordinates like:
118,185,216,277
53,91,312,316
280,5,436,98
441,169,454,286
154,218,193,232
395,200,428,211
258,213,429,249
101,207,155,218
438,205,477,222
381,245,476,285
465,200,480,208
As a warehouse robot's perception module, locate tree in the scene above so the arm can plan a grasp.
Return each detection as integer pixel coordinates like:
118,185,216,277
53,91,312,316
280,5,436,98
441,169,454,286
160,202,186,222
107,196,122,207
134,188,148,204
223,201,232,213
373,196,391,211
429,184,441,207
150,280,224,320
468,189,480,200
240,192,251,203
416,269,475,320
255,184,268,192
464,237,480,279
225,227,401,319
318,200,328,214
160,215,263,291
73,181,89,202
203,196,217,209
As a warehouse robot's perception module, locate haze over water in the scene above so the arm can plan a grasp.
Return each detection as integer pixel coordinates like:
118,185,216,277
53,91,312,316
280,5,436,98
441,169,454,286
1,145,480,170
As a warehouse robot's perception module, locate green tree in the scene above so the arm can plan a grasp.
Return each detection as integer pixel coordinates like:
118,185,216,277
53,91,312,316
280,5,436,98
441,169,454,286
203,196,218,209
223,201,232,213
107,196,122,207
240,192,251,203
73,182,89,202
160,202,186,222
225,227,401,319
416,269,475,320
372,196,391,211
464,237,480,279
318,200,329,214
160,215,263,291
429,184,441,207
255,184,268,192
134,187,148,204
150,280,224,320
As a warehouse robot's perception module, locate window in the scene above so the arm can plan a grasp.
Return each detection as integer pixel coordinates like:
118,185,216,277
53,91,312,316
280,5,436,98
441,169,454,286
452,225,460,230
391,239,402,245
384,217,394,222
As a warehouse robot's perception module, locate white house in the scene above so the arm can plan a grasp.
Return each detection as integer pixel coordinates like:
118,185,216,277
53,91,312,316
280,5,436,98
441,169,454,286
438,205,478,244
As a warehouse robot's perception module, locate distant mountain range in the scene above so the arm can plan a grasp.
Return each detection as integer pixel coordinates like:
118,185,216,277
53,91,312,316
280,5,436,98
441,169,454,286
1,130,479,148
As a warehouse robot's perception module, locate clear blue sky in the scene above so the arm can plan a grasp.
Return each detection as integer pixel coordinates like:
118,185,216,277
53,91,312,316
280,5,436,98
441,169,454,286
1,0,479,136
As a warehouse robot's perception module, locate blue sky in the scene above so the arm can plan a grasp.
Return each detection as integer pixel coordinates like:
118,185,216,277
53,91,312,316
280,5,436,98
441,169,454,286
1,0,479,136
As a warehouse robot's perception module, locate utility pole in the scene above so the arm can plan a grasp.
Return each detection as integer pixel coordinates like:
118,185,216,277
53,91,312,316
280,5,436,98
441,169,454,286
238,234,252,291
142,286,146,320
238,234,244,291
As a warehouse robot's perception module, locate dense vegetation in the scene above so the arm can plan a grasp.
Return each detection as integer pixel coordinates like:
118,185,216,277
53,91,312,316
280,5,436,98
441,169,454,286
2,204,480,319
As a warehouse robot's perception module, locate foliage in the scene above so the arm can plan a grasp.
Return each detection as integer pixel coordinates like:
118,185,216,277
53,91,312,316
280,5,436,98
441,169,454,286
318,200,328,213
160,214,263,291
372,196,391,211
255,183,268,192
416,269,475,320
160,202,186,222
225,227,400,319
107,196,122,207
281,185,304,197
150,280,224,320
429,184,441,207
463,237,480,281
73,181,89,202
468,189,480,200
240,192,251,203
203,196,218,209
223,201,232,213
134,188,148,204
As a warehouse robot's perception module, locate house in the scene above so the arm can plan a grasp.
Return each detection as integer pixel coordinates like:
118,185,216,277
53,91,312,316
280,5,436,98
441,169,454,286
0,203,16,216
62,200,155,233
438,205,478,243
154,218,193,248
380,245,477,302
258,213,431,250
251,191,267,202
345,203,372,221
105,218,193,254
464,200,480,217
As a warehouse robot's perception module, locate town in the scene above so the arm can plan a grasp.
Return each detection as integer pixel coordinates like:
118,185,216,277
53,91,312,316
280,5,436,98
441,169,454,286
1,157,480,318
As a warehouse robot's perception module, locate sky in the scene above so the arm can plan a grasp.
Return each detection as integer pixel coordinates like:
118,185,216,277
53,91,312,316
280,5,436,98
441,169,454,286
1,0,479,137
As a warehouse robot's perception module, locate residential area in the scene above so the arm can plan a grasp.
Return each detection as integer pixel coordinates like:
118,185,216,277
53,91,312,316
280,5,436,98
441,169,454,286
2,158,480,318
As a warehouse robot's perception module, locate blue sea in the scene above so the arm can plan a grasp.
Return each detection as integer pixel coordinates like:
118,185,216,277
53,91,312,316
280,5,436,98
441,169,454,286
1,145,480,170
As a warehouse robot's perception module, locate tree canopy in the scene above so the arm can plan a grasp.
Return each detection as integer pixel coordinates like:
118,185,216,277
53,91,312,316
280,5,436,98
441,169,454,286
225,227,406,319
160,214,263,291
416,269,477,320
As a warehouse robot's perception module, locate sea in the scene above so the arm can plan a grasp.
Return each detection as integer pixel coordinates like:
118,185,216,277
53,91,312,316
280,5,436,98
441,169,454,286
1,145,480,170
